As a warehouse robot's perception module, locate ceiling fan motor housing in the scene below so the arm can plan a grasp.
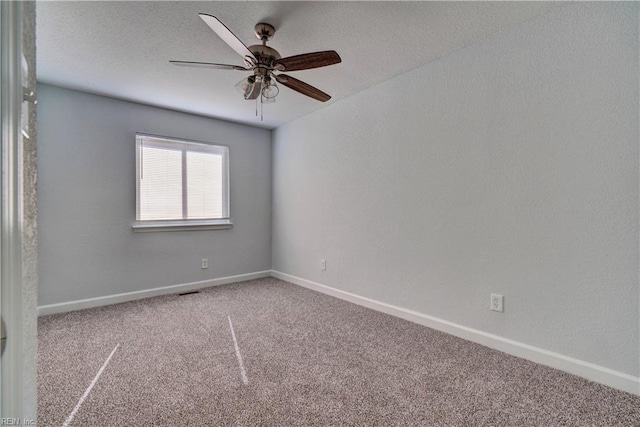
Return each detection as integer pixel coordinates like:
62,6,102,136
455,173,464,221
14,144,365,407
249,44,281,61
249,22,281,75
248,44,281,76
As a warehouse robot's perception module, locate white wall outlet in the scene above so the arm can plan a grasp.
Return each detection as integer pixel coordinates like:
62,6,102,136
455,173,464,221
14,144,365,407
321,259,327,271
201,258,208,269
490,294,504,312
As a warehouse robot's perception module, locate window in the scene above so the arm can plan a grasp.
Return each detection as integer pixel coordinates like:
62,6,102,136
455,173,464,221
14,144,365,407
133,134,231,232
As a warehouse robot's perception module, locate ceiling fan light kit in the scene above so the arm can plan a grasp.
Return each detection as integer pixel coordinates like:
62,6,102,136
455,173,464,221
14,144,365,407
170,14,341,121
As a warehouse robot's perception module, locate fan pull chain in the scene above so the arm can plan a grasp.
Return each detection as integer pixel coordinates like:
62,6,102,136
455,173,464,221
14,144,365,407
253,91,265,122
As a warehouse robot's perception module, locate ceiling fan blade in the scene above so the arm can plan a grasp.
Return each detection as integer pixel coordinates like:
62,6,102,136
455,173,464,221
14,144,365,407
198,14,256,62
274,51,341,72
275,74,331,102
170,60,249,71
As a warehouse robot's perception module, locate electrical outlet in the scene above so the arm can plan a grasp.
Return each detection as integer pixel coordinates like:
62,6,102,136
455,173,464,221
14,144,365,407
201,259,208,269
490,294,504,312
321,259,327,271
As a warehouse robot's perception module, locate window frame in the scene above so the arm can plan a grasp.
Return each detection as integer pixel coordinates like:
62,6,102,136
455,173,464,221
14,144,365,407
132,133,232,232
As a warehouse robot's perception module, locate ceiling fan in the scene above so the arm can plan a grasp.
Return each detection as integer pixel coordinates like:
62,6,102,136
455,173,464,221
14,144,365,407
170,14,341,117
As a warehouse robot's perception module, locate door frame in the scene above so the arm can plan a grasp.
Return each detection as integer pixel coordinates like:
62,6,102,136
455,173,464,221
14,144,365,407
0,0,25,418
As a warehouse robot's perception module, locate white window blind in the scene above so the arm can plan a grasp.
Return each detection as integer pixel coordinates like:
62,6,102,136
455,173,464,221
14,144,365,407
135,134,230,230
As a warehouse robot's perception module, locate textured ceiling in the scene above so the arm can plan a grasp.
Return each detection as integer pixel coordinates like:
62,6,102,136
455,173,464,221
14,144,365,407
36,1,559,129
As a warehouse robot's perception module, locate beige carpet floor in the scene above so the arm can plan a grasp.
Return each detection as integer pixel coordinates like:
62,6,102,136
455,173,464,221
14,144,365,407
38,277,640,426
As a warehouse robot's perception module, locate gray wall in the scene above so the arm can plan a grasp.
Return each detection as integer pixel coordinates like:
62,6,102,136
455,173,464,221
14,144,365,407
38,84,272,305
272,3,639,376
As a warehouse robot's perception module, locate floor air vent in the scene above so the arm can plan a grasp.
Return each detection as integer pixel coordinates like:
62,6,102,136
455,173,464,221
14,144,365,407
178,291,200,296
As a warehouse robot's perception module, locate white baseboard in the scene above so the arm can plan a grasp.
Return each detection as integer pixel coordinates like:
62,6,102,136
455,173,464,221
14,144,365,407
271,270,640,396
38,271,272,316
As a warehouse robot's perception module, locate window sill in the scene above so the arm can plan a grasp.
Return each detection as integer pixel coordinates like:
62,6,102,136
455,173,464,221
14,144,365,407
132,219,233,232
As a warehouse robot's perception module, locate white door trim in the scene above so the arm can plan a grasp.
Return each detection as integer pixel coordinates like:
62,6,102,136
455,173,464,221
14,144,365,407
0,0,25,418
